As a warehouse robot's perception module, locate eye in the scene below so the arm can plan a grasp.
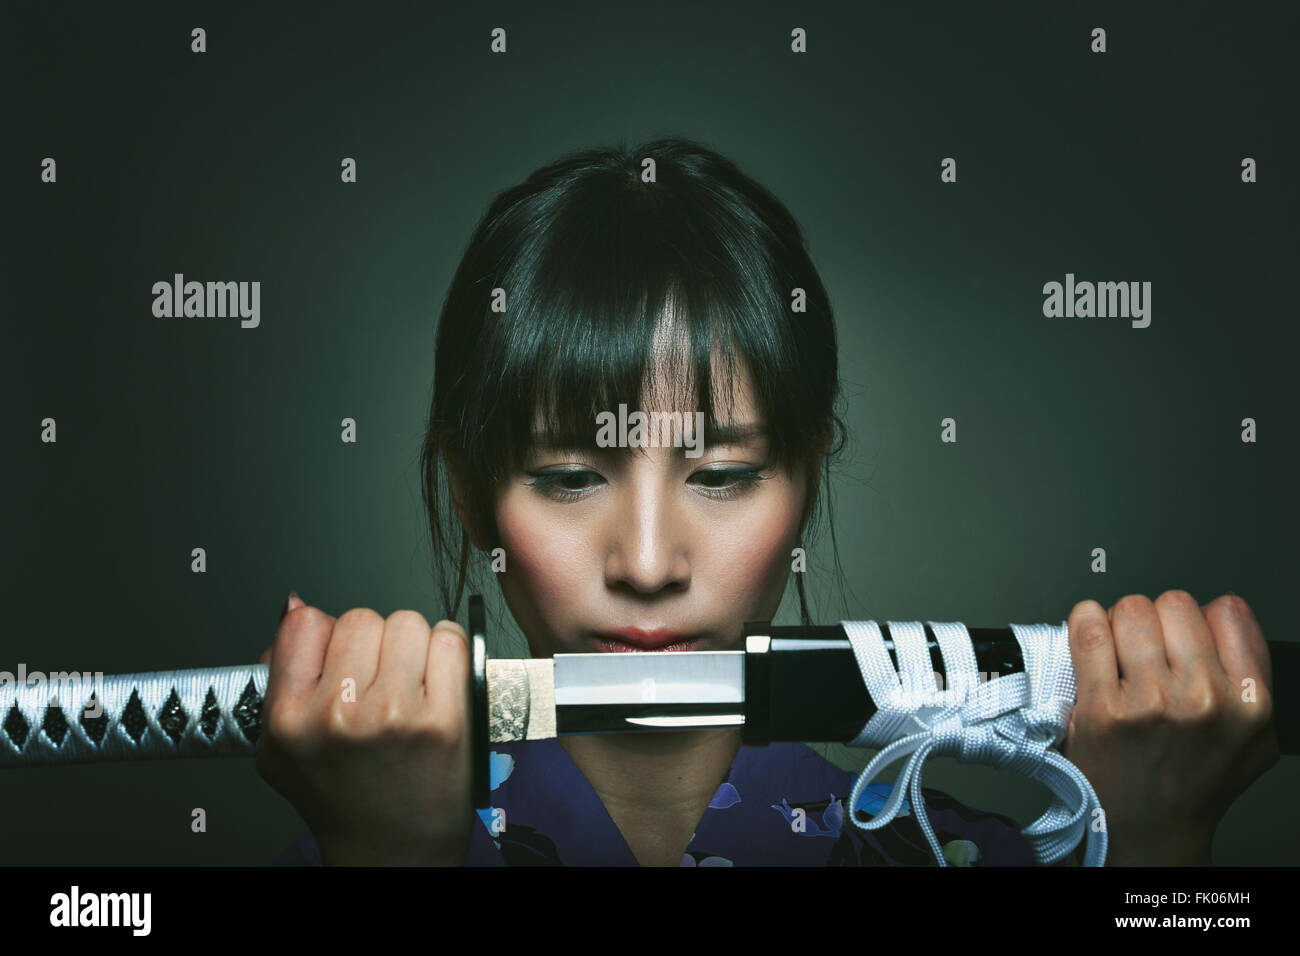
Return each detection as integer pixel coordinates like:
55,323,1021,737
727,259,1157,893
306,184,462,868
692,467,768,501
524,467,769,503
525,469,603,502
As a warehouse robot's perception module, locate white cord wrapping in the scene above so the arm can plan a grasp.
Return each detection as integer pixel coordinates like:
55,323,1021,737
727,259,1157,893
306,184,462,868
0,666,268,764
841,620,1108,867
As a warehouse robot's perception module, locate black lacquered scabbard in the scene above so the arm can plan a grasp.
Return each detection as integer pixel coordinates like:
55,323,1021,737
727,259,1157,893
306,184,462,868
739,622,1028,746
739,621,1300,754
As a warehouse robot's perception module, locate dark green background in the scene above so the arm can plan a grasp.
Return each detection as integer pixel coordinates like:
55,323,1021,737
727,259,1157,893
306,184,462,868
5,0,1296,865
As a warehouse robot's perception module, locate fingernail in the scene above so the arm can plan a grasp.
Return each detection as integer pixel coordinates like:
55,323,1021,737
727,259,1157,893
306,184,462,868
281,591,302,621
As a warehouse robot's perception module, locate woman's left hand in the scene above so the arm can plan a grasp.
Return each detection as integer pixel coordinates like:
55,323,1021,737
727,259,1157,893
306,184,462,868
1061,591,1280,865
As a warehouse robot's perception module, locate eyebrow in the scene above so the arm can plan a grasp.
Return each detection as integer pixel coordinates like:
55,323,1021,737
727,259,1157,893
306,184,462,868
530,420,769,452
705,422,768,447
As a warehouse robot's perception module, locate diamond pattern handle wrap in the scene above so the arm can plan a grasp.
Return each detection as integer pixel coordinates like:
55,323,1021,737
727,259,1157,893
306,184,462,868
0,666,268,765
0,658,536,772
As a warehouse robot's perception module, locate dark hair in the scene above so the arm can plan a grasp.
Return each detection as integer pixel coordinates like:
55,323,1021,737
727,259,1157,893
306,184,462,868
420,136,848,631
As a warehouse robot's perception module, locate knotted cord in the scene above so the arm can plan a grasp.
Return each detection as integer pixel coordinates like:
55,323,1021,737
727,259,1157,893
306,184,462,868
841,620,1107,866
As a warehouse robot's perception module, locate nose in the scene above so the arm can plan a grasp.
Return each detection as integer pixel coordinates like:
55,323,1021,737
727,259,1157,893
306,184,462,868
602,469,691,595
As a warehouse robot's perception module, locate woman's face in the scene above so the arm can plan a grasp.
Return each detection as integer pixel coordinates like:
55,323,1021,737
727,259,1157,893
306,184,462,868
492,353,807,658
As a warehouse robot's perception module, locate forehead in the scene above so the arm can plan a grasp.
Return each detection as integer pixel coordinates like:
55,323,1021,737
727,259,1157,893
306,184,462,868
646,313,753,410
532,311,760,431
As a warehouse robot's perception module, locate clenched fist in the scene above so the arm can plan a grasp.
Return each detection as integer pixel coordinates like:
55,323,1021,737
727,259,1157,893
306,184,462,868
255,596,476,865
1062,591,1280,866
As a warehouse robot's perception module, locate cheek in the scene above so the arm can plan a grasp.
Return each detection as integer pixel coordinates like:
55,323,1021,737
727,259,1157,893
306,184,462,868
710,491,801,603
495,491,589,604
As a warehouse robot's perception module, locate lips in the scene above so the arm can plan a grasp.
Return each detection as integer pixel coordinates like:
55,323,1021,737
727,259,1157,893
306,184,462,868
594,627,701,652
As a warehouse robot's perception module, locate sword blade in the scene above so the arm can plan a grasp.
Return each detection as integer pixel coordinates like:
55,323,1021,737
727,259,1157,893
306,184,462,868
487,651,745,741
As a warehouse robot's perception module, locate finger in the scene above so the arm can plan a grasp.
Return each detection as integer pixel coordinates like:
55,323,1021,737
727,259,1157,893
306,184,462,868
1203,593,1273,700
1108,594,1168,692
425,620,471,729
320,608,384,701
268,604,335,705
1068,600,1120,706
1152,589,1220,681
262,592,307,668
372,610,435,705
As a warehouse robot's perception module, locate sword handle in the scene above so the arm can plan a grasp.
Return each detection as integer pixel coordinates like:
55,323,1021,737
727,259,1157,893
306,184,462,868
0,597,496,809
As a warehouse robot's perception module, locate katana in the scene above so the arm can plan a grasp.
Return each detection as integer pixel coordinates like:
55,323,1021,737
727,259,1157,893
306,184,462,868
3,595,1294,867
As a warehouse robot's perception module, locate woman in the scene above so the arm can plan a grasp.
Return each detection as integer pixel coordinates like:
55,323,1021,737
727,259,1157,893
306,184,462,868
257,138,1278,866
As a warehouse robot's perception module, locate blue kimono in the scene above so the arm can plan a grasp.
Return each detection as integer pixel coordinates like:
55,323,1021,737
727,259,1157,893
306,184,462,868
273,738,1035,866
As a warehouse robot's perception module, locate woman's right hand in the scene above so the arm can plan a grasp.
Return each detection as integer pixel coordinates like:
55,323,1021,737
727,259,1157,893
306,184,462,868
254,596,476,865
